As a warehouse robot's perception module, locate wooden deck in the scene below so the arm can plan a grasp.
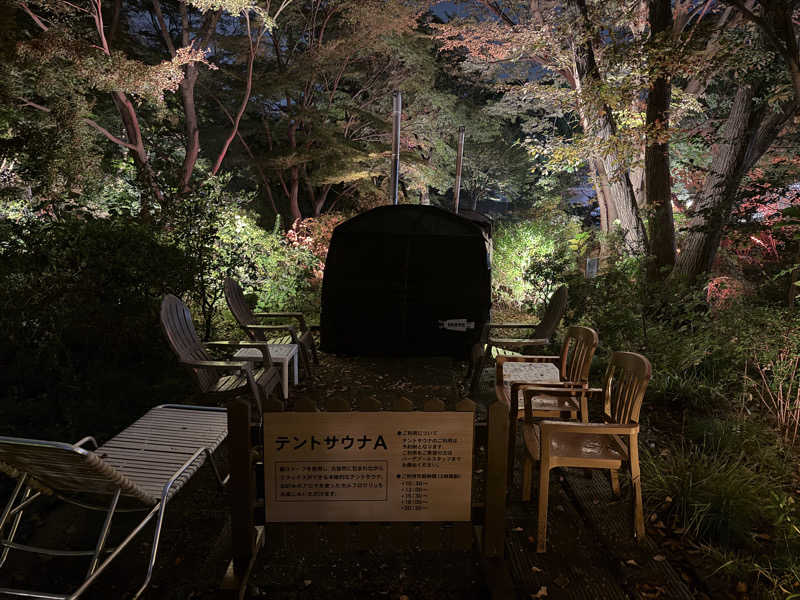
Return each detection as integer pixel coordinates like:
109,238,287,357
0,349,699,599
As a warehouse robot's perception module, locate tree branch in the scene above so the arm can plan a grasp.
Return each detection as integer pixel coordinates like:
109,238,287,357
151,0,177,56
18,97,138,150
19,1,49,31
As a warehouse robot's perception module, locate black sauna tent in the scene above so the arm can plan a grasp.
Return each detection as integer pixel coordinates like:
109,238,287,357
320,205,491,357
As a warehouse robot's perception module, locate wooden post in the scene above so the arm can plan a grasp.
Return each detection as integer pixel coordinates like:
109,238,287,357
454,396,476,550
390,91,402,205
484,392,510,557
227,398,255,577
454,126,465,214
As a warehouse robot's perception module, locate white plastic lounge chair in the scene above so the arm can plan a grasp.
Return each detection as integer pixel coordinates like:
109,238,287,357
0,404,228,599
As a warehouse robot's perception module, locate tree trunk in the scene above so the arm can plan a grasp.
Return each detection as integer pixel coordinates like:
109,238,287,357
645,0,676,279
289,166,301,222
179,64,201,192
589,158,618,233
313,184,332,216
287,120,302,221
569,0,649,253
675,86,797,279
111,91,162,214
674,85,754,279
420,187,430,205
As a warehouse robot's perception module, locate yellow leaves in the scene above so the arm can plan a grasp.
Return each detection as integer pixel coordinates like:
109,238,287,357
19,32,215,105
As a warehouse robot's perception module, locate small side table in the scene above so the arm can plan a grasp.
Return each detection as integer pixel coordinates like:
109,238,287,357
502,361,560,410
233,344,299,400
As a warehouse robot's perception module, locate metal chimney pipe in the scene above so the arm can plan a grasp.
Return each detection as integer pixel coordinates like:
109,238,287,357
453,125,465,213
390,91,402,205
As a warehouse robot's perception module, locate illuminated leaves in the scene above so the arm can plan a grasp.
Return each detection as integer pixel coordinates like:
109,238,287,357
18,31,214,105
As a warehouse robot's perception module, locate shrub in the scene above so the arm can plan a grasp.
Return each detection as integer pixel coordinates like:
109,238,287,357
492,217,579,311
642,438,778,550
0,215,192,440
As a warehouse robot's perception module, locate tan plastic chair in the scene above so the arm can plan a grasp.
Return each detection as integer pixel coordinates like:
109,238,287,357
502,326,599,423
469,285,568,395
160,294,281,414
224,277,317,380
0,404,228,599
521,351,652,552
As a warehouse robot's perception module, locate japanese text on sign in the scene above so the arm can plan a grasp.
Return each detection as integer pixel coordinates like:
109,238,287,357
263,412,473,522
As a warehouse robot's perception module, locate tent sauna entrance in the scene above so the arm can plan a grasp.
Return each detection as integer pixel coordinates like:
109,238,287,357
320,205,491,357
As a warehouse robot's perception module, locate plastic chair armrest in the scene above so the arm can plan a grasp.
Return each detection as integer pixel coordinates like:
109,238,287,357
539,421,639,436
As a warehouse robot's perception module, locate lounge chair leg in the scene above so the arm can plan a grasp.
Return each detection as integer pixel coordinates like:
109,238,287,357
87,489,121,577
0,477,30,569
610,469,621,497
132,444,207,600
132,501,169,600
299,345,314,380
205,448,229,487
309,340,319,365
522,457,533,502
536,465,550,553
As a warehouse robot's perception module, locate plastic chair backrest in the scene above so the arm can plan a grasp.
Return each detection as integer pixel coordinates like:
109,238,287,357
603,351,652,424
559,326,599,383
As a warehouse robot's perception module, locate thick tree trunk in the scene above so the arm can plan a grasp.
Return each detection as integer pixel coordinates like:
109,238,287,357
570,0,648,253
675,85,754,279
645,0,676,279
590,158,618,233
675,86,797,279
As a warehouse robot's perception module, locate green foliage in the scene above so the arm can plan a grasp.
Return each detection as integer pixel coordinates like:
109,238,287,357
491,216,579,310
161,177,321,339
642,438,785,550
0,215,191,441
563,253,645,354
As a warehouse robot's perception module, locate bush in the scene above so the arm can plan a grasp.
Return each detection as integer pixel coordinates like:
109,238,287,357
642,436,780,550
492,217,579,311
0,215,192,440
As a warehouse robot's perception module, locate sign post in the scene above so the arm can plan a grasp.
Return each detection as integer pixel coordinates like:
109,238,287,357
390,91,402,205
454,125,465,213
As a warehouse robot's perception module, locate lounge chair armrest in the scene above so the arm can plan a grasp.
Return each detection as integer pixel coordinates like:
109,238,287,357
181,359,251,370
205,341,269,349
253,312,307,329
204,341,272,367
73,436,98,449
539,421,639,436
241,324,297,332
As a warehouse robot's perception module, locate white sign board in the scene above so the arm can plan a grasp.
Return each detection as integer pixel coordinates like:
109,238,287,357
263,412,474,522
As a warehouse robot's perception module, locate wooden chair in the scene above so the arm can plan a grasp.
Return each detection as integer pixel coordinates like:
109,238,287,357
505,326,599,423
521,351,652,552
224,277,317,380
469,285,568,395
0,404,228,600
160,294,281,414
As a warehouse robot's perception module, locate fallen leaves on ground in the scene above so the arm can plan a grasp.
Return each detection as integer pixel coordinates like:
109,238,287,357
531,585,548,598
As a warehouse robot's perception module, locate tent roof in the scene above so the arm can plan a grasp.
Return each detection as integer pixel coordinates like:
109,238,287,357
332,204,486,238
